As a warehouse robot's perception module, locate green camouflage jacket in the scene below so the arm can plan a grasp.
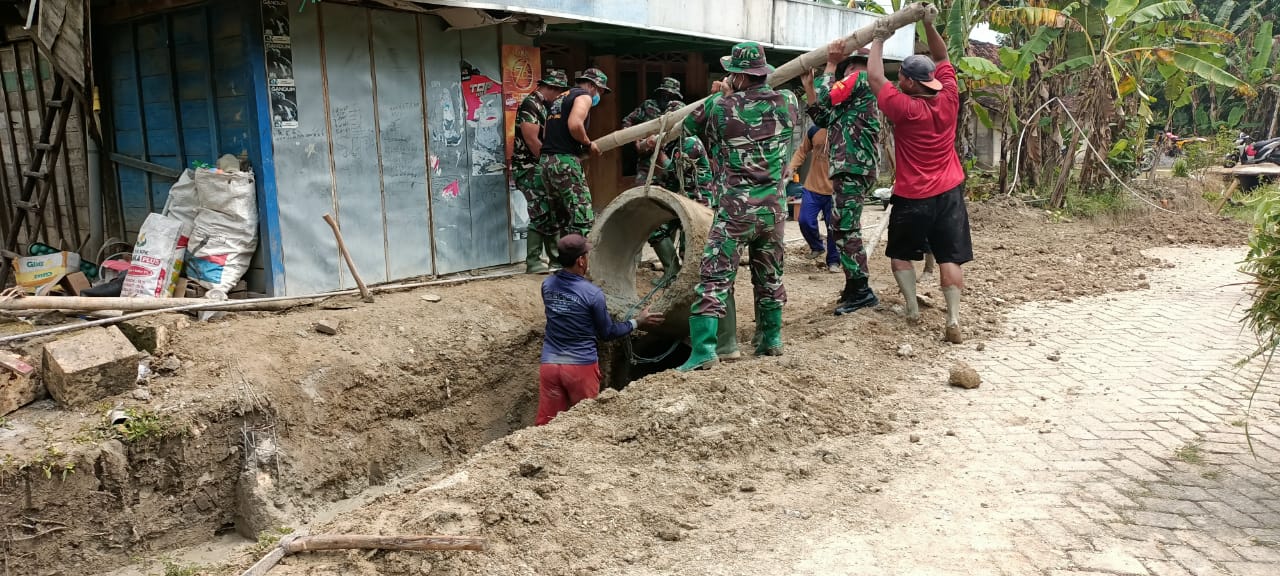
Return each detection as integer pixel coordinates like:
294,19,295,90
512,92,547,170
808,70,880,177
658,135,716,208
684,86,800,218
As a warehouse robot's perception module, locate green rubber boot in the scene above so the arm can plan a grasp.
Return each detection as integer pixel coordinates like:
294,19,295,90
717,296,742,360
754,305,783,356
677,315,720,372
651,236,680,287
544,233,561,271
525,230,550,274
750,302,763,351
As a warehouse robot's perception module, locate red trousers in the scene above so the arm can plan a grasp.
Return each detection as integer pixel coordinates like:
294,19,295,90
536,363,601,425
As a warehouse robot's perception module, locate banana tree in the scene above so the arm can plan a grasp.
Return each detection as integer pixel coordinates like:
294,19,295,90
998,0,1246,203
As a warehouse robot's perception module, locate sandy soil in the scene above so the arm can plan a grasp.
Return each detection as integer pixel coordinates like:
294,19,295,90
149,197,1245,576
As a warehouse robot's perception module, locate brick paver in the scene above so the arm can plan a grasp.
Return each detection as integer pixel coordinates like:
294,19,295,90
830,247,1279,575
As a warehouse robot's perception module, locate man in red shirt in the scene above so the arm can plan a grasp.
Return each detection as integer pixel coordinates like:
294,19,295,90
869,13,972,344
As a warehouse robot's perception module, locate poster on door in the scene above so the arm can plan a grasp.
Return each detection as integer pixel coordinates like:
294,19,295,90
501,45,540,164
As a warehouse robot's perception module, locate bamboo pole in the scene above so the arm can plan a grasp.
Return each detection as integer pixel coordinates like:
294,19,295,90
0,270,523,345
240,534,485,576
0,296,308,312
593,2,936,153
323,213,374,303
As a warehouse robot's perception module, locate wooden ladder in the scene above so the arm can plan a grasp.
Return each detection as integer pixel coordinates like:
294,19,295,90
0,74,71,287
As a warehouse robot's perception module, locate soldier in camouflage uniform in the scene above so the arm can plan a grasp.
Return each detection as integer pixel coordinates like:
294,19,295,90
514,70,570,273
622,77,683,185
808,41,883,315
677,42,800,372
540,68,611,237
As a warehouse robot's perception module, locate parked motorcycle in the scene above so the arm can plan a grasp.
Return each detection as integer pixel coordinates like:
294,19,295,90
1224,132,1280,168
1140,132,1208,172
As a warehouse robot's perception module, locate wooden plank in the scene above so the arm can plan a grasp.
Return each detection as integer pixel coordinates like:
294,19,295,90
1207,164,1280,177
108,152,183,179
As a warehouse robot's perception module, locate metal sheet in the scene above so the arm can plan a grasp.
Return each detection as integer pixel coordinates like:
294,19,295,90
458,26,509,269
269,3,340,295
771,1,915,58
371,11,433,279
419,15,472,275
323,4,388,285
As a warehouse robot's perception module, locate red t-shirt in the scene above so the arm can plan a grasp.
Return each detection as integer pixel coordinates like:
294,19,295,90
876,61,965,200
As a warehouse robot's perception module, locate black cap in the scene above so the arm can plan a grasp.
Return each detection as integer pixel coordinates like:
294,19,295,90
557,234,591,267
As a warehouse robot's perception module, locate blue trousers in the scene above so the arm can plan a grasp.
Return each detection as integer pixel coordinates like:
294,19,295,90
799,188,837,265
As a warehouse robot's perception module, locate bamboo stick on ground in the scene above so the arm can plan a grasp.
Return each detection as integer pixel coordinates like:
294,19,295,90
240,534,485,576
594,2,935,153
0,296,308,312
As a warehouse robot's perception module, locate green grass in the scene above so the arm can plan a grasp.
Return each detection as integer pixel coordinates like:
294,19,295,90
1174,442,1204,465
1062,188,1134,219
249,526,294,556
110,408,170,443
161,561,203,576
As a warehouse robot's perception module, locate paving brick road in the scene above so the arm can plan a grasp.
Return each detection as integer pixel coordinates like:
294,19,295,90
798,246,1280,576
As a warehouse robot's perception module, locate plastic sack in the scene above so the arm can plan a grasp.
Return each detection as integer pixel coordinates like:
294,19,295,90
122,213,191,298
161,169,198,228
186,169,258,293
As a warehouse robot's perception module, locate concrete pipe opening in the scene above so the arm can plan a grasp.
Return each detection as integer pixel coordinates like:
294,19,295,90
588,186,715,341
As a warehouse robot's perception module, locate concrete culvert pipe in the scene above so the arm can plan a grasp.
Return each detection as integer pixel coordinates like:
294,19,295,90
588,186,715,339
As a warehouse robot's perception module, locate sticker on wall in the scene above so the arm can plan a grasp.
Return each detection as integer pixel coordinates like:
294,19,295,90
429,154,441,175
429,81,464,147
461,65,502,122
462,64,505,176
501,45,540,163
263,0,291,42
270,87,299,129
266,42,295,86
262,0,296,124
443,180,461,199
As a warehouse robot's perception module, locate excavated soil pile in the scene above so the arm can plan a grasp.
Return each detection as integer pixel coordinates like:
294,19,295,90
209,200,1244,576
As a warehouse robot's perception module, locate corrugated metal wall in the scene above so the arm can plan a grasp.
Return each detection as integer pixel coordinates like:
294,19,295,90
270,4,513,295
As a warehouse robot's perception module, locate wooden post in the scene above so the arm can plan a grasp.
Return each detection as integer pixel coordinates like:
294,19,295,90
1215,178,1240,213
587,54,622,210
322,213,374,303
240,534,486,576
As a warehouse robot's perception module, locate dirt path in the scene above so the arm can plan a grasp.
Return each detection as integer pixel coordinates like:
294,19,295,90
58,199,1255,576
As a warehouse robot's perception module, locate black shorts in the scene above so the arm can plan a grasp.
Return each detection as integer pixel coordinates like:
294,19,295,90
885,183,973,265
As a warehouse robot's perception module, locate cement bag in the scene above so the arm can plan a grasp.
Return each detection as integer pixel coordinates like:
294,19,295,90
187,169,258,294
122,213,191,298
161,169,198,228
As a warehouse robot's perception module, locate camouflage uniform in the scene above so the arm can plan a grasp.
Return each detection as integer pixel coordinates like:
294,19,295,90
808,69,881,282
684,66,800,319
513,70,569,237
623,77,683,185
647,133,715,246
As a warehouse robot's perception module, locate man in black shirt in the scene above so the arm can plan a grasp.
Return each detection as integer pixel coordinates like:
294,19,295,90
539,68,611,237
514,69,570,273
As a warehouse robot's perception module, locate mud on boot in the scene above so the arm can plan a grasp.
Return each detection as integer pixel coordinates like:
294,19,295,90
525,230,551,274
834,277,878,316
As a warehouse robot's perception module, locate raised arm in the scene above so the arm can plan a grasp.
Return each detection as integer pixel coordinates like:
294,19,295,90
923,10,946,63
868,36,889,96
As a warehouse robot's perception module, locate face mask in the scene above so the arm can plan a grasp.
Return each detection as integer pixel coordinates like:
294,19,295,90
591,93,601,107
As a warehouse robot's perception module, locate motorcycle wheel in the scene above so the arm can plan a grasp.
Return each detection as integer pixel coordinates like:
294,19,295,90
1139,148,1157,172
1224,155,1237,168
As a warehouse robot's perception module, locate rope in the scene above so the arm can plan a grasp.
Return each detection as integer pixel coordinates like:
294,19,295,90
621,273,681,365
1009,97,1172,214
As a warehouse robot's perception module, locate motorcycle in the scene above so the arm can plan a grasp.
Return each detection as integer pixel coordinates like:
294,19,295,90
1140,132,1208,172
1224,132,1280,168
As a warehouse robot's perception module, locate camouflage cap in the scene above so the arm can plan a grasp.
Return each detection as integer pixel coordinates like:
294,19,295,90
664,99,686,114
720,42,774,76
538,69,569,89
575,67,612,93
656,77,683,99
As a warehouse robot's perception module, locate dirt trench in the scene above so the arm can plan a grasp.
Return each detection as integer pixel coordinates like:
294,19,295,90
0,281,550,576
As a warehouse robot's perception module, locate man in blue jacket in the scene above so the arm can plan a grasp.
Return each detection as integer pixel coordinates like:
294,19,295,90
538,234,664,424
